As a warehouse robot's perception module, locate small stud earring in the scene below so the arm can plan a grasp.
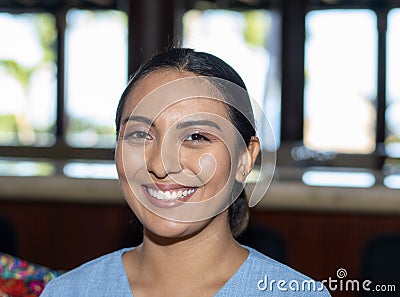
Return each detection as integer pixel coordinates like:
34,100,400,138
242,171,246,176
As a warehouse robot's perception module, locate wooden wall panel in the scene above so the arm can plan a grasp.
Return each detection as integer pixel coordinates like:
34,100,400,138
0,201,142,270
1,200,399,297
248,211,400,297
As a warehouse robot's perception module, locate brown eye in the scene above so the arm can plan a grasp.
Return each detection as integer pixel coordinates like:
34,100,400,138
186,133,210,142
134,131,151,139
124,131,152,141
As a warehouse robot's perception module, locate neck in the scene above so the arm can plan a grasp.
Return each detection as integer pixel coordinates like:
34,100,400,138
135,213,246,285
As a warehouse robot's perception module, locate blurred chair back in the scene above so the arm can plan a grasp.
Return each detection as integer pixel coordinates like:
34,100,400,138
0,216,17,256
359,233,400,297
238,224,286,263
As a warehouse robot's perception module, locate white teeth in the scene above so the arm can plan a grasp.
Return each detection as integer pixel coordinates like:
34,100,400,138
146,187,196,201
148,188,154,196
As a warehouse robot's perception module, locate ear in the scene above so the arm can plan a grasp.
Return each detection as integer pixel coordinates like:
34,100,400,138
235,136,260,183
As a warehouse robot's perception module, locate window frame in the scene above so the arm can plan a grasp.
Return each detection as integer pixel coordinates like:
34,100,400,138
0,1,127,161
0,0,399,173
296,2,389,170
182,0,392,170
280,0,399,170
277,1,389,170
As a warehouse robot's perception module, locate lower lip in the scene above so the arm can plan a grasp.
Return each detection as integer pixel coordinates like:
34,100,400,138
141,186,196,208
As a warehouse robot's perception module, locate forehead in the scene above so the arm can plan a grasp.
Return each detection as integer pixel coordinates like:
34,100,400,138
122,70,230,120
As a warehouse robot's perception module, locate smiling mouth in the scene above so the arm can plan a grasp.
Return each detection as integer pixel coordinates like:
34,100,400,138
144,186,197,201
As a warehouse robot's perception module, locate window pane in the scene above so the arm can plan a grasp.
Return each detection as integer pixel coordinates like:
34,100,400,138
63,161,117,179
387,9,400,158
65,9,128,148
0,13,57,146
0,159,54,177
304,10,377,154
182,9,280,151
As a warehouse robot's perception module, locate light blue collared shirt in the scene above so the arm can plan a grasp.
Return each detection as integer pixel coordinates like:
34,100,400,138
41,246,331,296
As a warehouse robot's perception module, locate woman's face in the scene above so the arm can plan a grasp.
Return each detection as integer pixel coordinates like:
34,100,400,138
115,70,250,238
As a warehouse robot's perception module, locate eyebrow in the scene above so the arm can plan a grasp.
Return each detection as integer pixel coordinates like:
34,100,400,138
176,120,221,131
122,116,153,126
122,116,221,131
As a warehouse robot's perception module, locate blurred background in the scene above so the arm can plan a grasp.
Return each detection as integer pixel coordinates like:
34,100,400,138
0,1,399,296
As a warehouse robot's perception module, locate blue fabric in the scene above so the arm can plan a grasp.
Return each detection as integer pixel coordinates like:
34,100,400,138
41,246,331,296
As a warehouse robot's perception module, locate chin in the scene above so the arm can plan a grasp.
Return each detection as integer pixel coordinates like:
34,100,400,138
143,214,211,241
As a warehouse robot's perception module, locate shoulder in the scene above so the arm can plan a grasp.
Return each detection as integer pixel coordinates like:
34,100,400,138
245,247,313,281
217,246,332,297
41,248,133,297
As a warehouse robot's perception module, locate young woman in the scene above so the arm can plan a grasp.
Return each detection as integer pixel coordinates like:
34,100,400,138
41,48,331,296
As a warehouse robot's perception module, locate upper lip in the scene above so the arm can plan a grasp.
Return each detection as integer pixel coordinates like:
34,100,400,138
144,183,195,191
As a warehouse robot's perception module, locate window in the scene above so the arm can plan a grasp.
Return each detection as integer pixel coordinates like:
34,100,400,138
180,0,399,189
182,8,281,151
0,0,399,188
65,9,127,148
386,9,400,158
0,2,128,160
0,13,57,146
301,4,399,187
384,8,400,187
304,10,377,154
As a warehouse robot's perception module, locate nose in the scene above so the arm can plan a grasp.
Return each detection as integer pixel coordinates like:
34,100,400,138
146,139,182,179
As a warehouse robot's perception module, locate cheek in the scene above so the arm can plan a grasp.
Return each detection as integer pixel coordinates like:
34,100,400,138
192,152,218,185
116,142,148,218
213,151,234,183
179,147,233,186
116,141,147,182
115,143,124,178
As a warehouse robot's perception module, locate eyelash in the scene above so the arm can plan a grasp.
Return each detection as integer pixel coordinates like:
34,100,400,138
122,129,212,144
184,133,211,142
124,130,152,141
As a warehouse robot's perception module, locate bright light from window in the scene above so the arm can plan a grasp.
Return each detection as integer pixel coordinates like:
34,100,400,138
304,10,377,154
386,9,400,158
0,13,57,146
0,159,55,177
386,143,400,158
383,174,400,189
63,161,118,179
302,169,376,188
65,9,128,148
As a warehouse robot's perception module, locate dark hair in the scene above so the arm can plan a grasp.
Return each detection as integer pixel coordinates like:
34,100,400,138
115,48,256,238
